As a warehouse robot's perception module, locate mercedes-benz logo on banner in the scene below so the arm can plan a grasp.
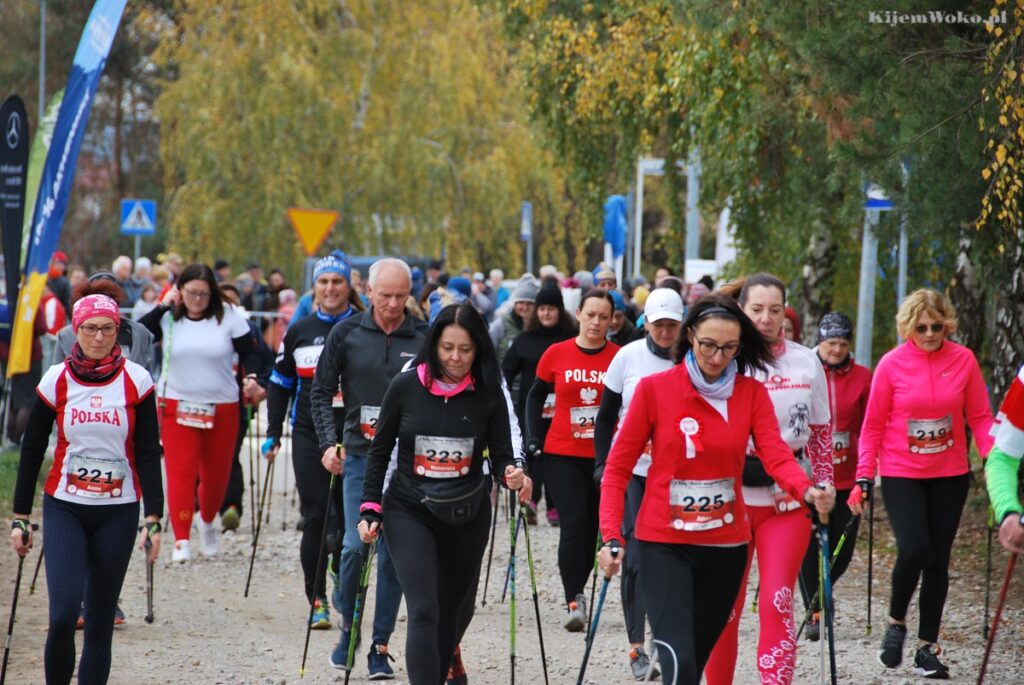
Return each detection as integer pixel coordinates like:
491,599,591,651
5,111,20,149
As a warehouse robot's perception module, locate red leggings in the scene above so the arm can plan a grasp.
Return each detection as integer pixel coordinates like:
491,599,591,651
704,505,810,685
160,399,241,540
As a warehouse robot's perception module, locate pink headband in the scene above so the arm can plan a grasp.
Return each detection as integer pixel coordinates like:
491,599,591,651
72,294,121,332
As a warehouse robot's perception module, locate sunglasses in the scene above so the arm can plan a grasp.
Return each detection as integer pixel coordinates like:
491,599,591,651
914,323,944,335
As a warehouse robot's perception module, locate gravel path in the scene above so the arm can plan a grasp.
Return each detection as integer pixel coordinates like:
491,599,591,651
3,438,1023,684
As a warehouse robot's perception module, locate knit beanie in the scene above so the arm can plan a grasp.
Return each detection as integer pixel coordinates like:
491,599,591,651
512,278,539,304
534,281,564,310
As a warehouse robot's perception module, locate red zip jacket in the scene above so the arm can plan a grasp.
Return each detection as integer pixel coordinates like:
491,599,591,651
823,357,872,490
600,365,813,547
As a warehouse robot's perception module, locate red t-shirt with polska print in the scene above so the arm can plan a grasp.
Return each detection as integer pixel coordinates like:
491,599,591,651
535,338,619,458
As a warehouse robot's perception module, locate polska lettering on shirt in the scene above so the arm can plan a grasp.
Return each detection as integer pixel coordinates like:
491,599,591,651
563,369,607,384
70,408,123,427
762,374,811,392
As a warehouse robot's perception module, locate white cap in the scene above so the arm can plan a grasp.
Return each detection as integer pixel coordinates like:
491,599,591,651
644,288,684,322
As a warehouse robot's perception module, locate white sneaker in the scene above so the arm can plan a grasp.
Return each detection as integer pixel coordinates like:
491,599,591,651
172,540,191,563
197,518,219,557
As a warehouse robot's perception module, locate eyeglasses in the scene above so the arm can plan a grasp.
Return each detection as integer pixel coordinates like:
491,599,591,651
79,324,117,337
914,323,944,335
182,288,211,301
696,339,740,359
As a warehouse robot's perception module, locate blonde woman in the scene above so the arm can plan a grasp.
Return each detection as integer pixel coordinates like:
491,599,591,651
849,289,994,679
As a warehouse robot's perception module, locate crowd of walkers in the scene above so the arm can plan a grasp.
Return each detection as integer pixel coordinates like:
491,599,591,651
6,251,1024,685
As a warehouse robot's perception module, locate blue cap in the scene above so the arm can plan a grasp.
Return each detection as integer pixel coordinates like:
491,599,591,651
411,266,424,285
609,290,626,312
447,277,472,298
314,254,351,282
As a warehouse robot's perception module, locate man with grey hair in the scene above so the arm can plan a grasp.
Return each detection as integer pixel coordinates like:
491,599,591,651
311,257,426,679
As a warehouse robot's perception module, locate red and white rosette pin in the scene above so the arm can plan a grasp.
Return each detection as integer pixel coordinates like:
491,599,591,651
679,416,703,459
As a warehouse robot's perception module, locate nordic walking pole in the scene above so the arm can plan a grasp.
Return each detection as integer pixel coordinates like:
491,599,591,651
281,418,291,532
577,541,619,685
586,534,600,639
508,489,519,685
797,513,861,639
141,523,157,624
501,511,524,604
520,503,549,685
863,479,875,636
346,541,377,685
244,453,276,597
977,551,1019,685
28,545,43,595
817,505,837,685
2,522,36,685
300,469,338,678
984,508,994,639
255,407,264,525
481,484,500,607
247,406,257,533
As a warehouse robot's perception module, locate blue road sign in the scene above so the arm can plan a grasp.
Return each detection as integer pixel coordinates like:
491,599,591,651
120,198,156,235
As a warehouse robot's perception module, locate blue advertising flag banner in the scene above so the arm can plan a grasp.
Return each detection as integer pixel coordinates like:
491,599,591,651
0,96,30,310
603,195,628,259
9,0,128,376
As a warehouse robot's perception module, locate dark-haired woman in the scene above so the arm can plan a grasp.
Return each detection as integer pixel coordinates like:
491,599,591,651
358,303,531,685
525,288,618,631
599,295,834,685
139,263,263,562
593,287,685,679
705,274,834,685
502,280,576,524
10,294,163,684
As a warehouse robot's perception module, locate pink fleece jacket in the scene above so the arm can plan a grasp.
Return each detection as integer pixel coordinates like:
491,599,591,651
856,339,994,481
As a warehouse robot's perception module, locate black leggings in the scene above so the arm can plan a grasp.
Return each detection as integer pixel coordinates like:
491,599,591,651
42,495,139,685
544,453,600,603
384,490,491,685
621,476,646,644
882,474,969,643
638,541,747,685
292,427,344,603
798,488,859,613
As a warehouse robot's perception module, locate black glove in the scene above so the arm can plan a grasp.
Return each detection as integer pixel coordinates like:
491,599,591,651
525,438,542,457
593,463,605,488
856,478,872,502
359,506,383,528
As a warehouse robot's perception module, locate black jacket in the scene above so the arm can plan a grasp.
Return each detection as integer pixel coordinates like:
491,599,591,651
266,308,356,440
310,308,428,454
362,368,516,509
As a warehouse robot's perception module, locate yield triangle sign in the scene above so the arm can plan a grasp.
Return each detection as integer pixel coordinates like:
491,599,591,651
124,202,154,231
287,207,339,256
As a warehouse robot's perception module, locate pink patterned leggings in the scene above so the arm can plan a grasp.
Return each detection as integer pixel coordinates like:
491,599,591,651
704,505,811,685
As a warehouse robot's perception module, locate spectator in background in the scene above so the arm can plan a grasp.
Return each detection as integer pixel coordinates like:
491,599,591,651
490,276,539,362
426,260,443,284
593,262,617,291
268,268,287,292
112,256,138,306
783,306,801,343
573,270,595,292
134,257,153,285
411,266,425,300
152,265,172,299
269,288,297,351
68,265,87,292
132,282,161,321
472,272,497,322
40,284,66,366
242,261,270,314
47,251,72,318
159,252,184,284
490,269,509,308
654,266,674,283
214,259,231,283
539,264,560,282
608,290,642,346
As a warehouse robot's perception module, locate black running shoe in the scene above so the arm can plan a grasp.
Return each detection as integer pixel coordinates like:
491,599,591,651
877,622,907,668
913,644,950,680
805,613,820,642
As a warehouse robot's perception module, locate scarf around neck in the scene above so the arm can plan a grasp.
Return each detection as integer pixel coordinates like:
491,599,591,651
69,342,125,383
685,349,737,401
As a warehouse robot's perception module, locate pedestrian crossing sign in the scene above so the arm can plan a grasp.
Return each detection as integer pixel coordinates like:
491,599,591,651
120,199,157,235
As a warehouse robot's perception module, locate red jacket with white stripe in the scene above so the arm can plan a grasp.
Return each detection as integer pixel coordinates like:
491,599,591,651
599,365,813,547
